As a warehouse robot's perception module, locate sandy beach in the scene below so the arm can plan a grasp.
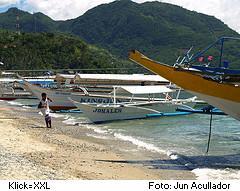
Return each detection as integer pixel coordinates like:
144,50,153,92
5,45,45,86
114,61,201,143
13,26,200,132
0,101,196,180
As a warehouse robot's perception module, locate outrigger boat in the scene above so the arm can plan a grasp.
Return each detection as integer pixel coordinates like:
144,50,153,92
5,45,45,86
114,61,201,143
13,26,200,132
129,37,240,121
0,71,53,100
56,73,169,86
71,85,197,123
0,83,32,101
53,73,170,94
22,77,192,111
0,71,54,85
22,78,117,111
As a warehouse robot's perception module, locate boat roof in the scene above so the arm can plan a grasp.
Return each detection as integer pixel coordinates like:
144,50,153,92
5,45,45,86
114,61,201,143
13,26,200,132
114,85,174,95
55,74,75,79
74,73,168,82
24,75,56,79
0,78,54,83
1,71,16,75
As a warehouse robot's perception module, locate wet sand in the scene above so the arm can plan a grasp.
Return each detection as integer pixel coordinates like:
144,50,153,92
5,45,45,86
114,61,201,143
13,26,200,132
0,101,196,179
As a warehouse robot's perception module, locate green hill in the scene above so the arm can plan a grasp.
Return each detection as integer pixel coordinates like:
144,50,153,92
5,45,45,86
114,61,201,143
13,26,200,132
0,8,57,33
0,0,239,69
0,30,130,71
62,0,239,65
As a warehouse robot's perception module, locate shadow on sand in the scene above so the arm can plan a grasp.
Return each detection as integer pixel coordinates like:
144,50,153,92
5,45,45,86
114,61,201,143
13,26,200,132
29,125,46,129
96,153,240,171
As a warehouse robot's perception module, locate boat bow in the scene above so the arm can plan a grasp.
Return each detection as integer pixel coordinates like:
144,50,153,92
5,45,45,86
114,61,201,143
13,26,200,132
129,50,240,120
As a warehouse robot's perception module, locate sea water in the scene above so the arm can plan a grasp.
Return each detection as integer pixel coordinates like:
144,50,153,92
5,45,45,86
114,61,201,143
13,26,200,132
8,99,240,179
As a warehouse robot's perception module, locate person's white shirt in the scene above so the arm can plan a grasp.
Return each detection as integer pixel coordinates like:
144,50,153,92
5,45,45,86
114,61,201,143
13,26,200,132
40,99,50,116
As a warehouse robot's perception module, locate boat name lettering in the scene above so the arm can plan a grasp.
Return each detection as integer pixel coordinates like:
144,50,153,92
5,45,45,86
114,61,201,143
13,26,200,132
93,108,122,113
80,98,112,103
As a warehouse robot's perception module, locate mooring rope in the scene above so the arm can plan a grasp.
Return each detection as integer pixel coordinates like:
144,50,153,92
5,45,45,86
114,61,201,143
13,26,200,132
206,112,213,154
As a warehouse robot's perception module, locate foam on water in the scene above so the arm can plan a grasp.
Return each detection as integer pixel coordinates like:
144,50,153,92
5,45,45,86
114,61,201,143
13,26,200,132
22,106,31,109
192,168,240,180
85,125,109,134
114,133,167,154
38,111,43,116
7,101,23,106
50,113,67,118
168,153,179,160
36,110,68,119
62,117,79,125
86,133,111,140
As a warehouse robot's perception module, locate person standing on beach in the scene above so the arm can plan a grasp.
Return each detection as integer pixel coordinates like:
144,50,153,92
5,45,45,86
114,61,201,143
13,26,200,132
38,93,53,128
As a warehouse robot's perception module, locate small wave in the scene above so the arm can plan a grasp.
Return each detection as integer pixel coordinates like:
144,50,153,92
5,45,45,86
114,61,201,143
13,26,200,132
7,101,23,106
86,133,111,140
50,113,67,118
38,111,43,116
63,117,79,125
114,133,167,154
22,106,31,109
85,125,109,134
192,168,240,180
168,152,179,160
37,111,68,119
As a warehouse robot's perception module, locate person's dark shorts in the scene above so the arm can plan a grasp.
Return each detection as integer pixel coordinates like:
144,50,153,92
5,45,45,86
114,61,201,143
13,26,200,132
45,114,51,122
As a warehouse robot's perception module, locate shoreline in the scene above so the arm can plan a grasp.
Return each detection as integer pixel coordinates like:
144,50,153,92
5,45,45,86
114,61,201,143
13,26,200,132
0,101,196,179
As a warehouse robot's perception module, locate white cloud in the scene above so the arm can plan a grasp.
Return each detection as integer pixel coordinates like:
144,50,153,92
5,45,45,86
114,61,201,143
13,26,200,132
0,0,18,6
26,0,113,20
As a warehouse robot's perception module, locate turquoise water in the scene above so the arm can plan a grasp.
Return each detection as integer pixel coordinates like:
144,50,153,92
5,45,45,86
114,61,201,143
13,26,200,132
6,99,240,179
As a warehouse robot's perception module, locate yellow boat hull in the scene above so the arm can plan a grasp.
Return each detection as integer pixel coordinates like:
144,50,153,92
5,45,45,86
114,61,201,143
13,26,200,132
129,50,240,120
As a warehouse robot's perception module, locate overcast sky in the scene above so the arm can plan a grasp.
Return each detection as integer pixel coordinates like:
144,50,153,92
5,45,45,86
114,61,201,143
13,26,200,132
0,0,239,33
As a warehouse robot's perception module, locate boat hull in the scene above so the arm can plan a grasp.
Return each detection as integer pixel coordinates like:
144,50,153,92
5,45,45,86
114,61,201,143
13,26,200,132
129,50,240,120
0,93,32,101
72,101,193,123
74,103,160,123
23,79,179,111
0,97,17,101
189,91,240,120
22,79,134,111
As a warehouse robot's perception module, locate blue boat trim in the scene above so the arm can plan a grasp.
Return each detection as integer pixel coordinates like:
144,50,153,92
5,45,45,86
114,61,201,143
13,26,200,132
191,65,240,75
179,36,240,75
176,108,226,115
146,112,192,118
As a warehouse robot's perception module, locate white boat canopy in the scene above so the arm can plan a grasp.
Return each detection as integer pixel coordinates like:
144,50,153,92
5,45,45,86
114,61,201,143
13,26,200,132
55,74,75,82
74,73,168,82
114,85,174,95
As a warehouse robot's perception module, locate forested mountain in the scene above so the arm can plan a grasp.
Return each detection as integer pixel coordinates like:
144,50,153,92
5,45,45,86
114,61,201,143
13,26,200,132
0,30,130,71
63,0,239,65
0,0,239,70
0,7,57,32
